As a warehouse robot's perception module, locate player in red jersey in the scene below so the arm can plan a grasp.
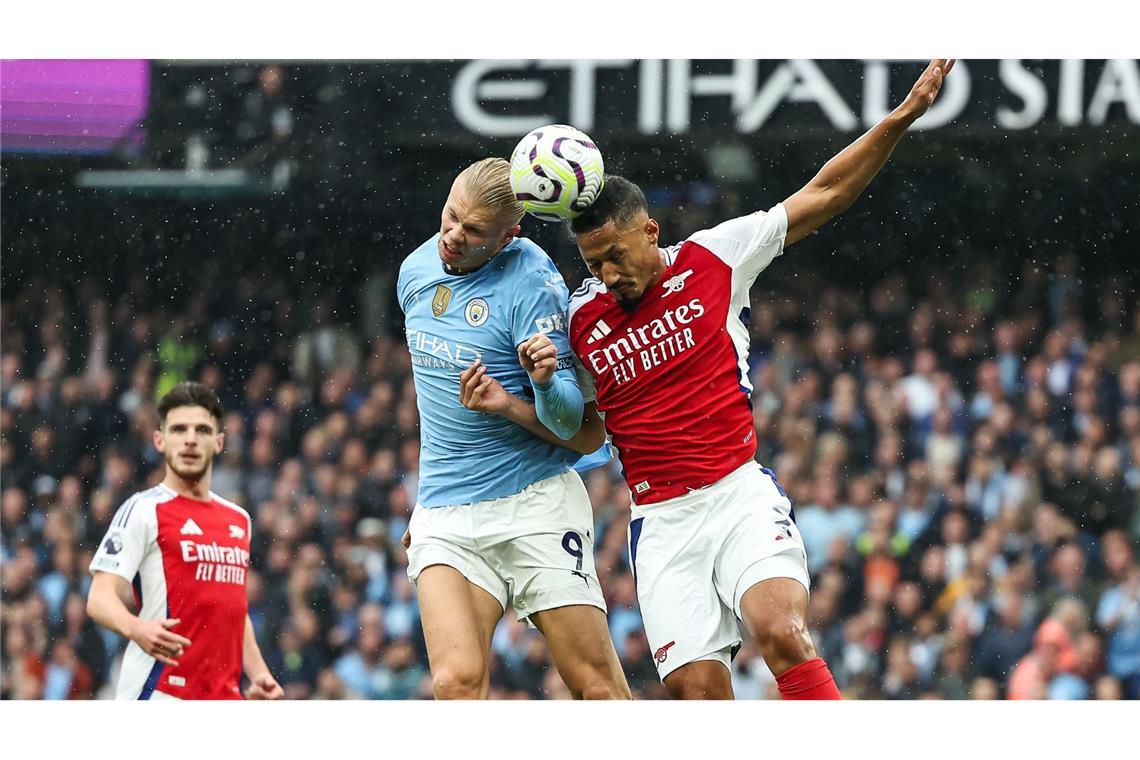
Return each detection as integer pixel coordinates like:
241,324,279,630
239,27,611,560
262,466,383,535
87,382,283,700
466,59,954,699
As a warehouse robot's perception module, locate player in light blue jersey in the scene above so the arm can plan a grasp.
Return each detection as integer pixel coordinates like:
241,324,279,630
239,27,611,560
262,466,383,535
397,158,630,700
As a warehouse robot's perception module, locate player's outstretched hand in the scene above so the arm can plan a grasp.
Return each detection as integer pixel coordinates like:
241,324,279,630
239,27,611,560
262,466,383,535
128,617,191,666
518,333,558,386
901,59,955,120
246,671,285,700
459,359,511,415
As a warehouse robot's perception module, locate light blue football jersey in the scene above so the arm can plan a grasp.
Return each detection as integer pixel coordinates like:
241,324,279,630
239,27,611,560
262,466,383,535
398,233,605,508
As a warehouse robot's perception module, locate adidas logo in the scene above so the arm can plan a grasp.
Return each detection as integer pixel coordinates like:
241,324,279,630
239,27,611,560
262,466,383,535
229,525,245,539
180,518,204,536
660,269,694,296
586,319,612,345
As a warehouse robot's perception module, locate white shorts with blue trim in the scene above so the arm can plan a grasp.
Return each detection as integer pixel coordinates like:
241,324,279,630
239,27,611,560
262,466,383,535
406,469,606,624
627,460,809,681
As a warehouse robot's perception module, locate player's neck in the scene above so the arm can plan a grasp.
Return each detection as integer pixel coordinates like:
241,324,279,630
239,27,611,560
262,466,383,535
162,471,212,502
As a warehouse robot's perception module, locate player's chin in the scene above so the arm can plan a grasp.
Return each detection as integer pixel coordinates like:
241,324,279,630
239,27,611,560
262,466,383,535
169,459,210,480
614,293,639,311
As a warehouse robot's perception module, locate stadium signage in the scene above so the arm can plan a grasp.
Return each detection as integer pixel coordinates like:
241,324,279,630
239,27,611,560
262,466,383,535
450,59,1140,136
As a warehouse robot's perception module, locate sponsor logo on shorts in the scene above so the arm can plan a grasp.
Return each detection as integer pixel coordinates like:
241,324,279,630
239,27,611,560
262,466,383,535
635,481,650,494
654,641,676,665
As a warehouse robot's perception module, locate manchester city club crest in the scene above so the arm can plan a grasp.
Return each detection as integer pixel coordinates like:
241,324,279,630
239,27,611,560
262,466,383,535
431,284,452,317
465,298,489,327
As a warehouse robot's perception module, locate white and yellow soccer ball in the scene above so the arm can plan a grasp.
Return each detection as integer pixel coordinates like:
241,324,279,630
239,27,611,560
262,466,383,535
509,124,605,222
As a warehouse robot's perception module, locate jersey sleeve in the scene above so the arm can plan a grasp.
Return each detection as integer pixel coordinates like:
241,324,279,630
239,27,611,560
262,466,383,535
396,257,413,315
510,267,574,368
689,203,788,288
89,495,154,582
575,354,596,404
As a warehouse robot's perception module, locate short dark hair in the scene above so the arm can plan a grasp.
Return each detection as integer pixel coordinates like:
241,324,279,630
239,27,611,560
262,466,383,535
569,175,648,236
157,382,224,430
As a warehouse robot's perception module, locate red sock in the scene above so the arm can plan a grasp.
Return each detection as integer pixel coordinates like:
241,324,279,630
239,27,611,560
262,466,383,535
775,657,842,700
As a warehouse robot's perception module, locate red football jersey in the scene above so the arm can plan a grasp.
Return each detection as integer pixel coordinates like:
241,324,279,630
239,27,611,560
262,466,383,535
570,205,787,505
90,484,252,700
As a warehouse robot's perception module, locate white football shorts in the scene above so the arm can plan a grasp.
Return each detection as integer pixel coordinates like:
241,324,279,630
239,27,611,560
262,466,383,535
628,460,810,680
406,469,606,624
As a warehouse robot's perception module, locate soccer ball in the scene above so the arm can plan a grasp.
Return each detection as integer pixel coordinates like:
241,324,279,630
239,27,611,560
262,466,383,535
509,124,605,222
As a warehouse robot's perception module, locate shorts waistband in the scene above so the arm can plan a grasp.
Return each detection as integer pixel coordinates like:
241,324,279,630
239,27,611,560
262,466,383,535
630,460,761,515
417,467,573,511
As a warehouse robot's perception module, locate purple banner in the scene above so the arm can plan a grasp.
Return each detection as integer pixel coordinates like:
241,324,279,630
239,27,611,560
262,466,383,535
1,59,149,154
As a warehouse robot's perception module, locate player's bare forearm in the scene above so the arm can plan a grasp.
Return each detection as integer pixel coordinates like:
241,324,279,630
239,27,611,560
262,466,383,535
243,615,283,699
86,572,140,638
460,359,601,452
242,615,270,677
502,396,606,454
784,110,912,242
784,59,954,246
88,572,191,665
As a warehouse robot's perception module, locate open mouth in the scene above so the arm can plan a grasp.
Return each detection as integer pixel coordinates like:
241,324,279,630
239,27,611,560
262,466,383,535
440,242,463,262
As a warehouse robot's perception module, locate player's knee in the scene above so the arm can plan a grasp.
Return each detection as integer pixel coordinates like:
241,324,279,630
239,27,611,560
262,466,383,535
754,616,816,666
431,664,487,700
664,667,733,700
577,670,632,700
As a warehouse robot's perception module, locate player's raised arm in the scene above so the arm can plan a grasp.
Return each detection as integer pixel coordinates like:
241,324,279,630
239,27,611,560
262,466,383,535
459,359,606,454
782,58,955,247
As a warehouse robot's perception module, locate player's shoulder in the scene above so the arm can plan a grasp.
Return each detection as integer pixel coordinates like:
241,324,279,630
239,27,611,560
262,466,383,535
210,492,252,524
496,238,570,309
685,204,787,252
111,484,176,529
568,277,608,320
500,236,561,279
398,234,441,284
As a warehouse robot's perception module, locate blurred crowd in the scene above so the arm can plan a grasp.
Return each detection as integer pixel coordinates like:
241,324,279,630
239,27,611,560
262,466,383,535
2,225,1139,700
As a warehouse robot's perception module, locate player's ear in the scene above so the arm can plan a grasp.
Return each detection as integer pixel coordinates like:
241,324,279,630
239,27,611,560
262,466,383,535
645,218,660,246
215,431,225,454
153,427,165,453
501,223,521,246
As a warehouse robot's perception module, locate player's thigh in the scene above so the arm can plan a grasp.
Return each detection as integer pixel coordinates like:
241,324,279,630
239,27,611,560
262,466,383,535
407,500,508,667
416,564,504,681
529,603,629,698
662,659,734,700
490,471,608,623
629,503,741,684
710,464,809,620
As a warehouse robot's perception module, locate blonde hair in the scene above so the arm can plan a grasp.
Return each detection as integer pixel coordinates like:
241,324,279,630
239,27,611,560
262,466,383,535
458,157,524,225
